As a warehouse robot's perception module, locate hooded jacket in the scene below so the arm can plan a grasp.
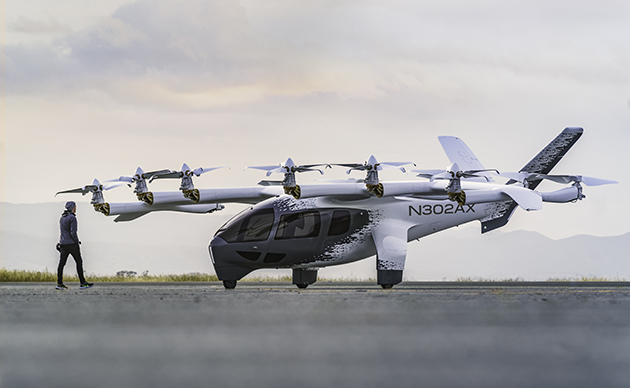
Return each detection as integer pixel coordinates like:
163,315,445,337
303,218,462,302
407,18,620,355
59,210,80,245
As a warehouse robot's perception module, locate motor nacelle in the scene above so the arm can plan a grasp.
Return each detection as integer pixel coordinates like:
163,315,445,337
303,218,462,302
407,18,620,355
541,186,584,203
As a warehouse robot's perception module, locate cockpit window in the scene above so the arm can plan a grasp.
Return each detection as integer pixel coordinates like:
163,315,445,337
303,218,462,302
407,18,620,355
328,210,351,236
218,207,275,243
275,211,321,240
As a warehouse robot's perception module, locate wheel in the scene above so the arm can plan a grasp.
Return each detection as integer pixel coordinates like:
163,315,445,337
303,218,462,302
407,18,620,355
381,284,393,289
295,283,309,289
223,280,237,289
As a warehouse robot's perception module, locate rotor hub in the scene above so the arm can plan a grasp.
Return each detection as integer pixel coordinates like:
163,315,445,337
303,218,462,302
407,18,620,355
90,190,105,205
180,175,195,192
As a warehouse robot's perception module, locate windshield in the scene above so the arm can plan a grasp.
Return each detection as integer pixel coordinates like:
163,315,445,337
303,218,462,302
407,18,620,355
216,207,275,243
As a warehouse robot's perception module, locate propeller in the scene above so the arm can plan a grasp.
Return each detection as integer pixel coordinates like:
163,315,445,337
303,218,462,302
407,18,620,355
330,155,414,197
496,171,618,201
334,155,413,174
247,158,328,199
247,158,327,176
497,172,618,187
110,167,172,185
149,163,228,181
149,163,228,203
414,163,498,182
106,167,172,204
55,178,123,216
55,178,124,198
414,163,499,204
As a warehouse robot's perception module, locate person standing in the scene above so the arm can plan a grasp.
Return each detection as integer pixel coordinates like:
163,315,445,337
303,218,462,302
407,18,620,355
57,201,94,290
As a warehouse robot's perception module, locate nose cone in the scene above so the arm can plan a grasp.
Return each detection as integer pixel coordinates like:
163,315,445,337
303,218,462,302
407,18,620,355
210,235,236,264
208,236,226,264
208,236,257,281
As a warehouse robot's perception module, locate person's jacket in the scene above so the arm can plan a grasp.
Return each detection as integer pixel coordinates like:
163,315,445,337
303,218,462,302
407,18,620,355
59,211,80,245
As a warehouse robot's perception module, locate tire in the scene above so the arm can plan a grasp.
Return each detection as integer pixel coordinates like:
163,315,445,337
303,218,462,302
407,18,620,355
381,284,393,289
296,283,309,289
223,280,237,289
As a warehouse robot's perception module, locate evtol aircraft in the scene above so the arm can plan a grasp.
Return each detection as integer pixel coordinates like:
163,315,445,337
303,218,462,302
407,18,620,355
57,127,617,289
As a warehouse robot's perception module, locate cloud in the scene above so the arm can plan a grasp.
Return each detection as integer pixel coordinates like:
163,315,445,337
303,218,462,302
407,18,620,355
10,15,73,35
5,0,630,113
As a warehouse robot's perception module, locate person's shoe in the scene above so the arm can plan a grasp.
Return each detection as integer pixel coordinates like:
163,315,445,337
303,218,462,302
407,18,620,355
79,282,94,289
56,284,68,290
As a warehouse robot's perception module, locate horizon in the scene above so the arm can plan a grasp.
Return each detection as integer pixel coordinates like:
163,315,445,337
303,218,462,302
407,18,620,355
2,201,629,279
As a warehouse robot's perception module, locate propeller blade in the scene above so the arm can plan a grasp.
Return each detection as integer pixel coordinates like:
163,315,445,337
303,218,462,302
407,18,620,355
257,180,284,186
103,182,126,191
580,176,618,186
413,169,445,179
246,165,281,172
332,163,364,169
295,167,324,175
149,171,181,181
105,176,134,183
192,166,228,176
502,172,619,187
496,172,529,181
55,187,86,196
301,163,331,169
540,174,618,186
378,163,413,173
142,169,173,180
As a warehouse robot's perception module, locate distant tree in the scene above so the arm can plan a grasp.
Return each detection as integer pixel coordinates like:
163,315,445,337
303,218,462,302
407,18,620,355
116,270,137,278
142,270,149,277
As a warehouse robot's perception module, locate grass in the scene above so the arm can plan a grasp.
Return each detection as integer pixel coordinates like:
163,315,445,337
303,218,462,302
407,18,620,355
0,268,219,283
546,276,627,282
457,275,627,282
0,268,370,283
456,276,526,282
1,268,626,283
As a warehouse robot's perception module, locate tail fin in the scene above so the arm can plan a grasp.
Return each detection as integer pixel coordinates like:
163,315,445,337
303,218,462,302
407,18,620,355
438,136,494,182
481,127,583,233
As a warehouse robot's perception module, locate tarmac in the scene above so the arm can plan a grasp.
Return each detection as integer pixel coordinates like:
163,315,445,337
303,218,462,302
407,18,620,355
1,281,630,388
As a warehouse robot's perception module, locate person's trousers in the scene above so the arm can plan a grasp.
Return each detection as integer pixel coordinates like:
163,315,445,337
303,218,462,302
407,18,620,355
58,243,86,284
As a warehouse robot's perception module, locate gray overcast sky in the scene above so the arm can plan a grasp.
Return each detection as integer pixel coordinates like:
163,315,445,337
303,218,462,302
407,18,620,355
3,0,629,239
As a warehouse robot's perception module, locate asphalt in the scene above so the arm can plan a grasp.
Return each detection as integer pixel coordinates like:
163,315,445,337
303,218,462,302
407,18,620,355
1,282,629,388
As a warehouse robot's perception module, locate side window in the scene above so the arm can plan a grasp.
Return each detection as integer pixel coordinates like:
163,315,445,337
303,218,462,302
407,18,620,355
275,211,321,240
218,208,274,243
328,210,351,236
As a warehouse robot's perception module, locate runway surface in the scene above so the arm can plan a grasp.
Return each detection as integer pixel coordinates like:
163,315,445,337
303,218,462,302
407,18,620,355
2,281,630,388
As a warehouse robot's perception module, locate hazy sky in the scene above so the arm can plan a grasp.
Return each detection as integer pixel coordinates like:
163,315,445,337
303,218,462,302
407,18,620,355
3,0,629,239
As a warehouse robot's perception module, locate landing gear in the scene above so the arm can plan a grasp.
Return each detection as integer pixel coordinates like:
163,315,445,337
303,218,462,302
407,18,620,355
292,268,318,289
223,280,237,289
377,269,402,289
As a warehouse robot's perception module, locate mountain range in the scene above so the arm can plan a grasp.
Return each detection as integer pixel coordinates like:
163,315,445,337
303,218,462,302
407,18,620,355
1,202,628,280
